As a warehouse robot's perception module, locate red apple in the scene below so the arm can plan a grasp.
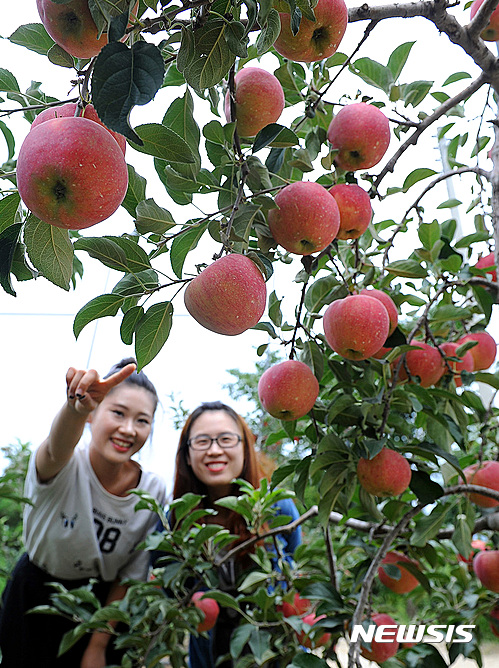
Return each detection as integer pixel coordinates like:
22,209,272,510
327,103,391,172
463,461,499,508
17,117,128,230
360,613,399,663
489,606,499,637
475,252,497,281
273,0,348,63
192,592,220,632
184,254,267,336
323,294,390,360
224,67,285,138
268,181,340,255
470,0,499,41
359,288,398,336
278,592,312,617
439,342,474,387
357,447,412,497
298,613,331,649
31,102,127,154
458,331,497,371
396,340,446,388
378,551,420,594
473,550,499,593
258,360,319,421
329,183,372,240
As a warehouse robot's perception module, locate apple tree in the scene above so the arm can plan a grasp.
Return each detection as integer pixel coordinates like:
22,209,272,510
2,0,499,666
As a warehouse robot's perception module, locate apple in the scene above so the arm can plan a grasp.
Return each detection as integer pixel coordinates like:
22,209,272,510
378,551,420,594
323,294,390,360
360,613,399,663
475,252,497,281
268,181,340,255
359,288,398,336
273,0,348,63
473,550,499,593
16,117,128,230
439,341,474,387
224,67,285,138
258,360,319,421
329,183,372,240
298,613,331,649
489,606,499,638
470,0,499,41
458,331,497,371
396,340,446,387
327,103,391,172
31,102,127,154
357,447,412,497
192,592,220,632
278,592,312,617
184,254,267,336
463,461,499,508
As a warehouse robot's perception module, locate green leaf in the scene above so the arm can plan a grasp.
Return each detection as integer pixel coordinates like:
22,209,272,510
443,72,472,86
304,274,341,313
112,269,159,297
474,372,499,390
135,302,174,369
472,285,494,324
410,503,451,547
452,514,472,559
120,305,144,345
252,124,299,152
230,625,254,660
122,165,147,217
130,123,195,164
402,167,437,192
429,304,472,324
418,221,440,250
161,90,201,173
92,41,165,144
0,223,22,296
256,9,281,56
0,120,15,160
437,198,462,209
225,21,249,57
387,42,415,81
73,294,125,339
385,259,428,278
74,236,150,274
0,193,21,234
300,340,324,382
351,57,394,94
170,222,209,278
9,23,55,56
24,215,73,290
135,199,176,235
47,43,74,68
401,80,433,107
183,19,236,91
0,69,20,95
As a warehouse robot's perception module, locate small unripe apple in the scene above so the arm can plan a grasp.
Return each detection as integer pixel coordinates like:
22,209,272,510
224,67,285,138
278,592,312,617
297,613,331,649
184,254,267,336
470,0,499,41
439,341,474,388
475,252,497,281
396,340,446,387
258,360,319,421
323,294,390,360
268,181,340,255
17,117,128,229
360,613,399,663
329,183,372,240
378,551,420,593
359,288,398,336
192,592,220,632
458,331,496,371
273,0,348,63
327,103,391,172
473,550,499,593
31,102,127,154
357,447,412,497
463,461,499,508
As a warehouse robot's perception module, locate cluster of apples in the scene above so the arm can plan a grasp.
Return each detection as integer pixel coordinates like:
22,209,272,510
278,592,331,649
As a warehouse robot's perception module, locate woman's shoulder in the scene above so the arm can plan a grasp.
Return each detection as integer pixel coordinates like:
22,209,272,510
136,469,168,502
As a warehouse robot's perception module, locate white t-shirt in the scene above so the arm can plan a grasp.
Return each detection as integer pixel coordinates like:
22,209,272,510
23,445,166,582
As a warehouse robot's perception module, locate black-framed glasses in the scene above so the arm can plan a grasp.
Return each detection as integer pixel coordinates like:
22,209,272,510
187,432,242,451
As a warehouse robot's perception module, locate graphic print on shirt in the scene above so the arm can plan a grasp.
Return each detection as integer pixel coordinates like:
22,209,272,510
93,507,128,554
60,511,78,529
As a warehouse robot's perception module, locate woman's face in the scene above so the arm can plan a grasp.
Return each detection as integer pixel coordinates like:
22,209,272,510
186,410,244,499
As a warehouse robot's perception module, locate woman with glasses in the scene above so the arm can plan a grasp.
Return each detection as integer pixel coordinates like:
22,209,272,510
153,401,301,668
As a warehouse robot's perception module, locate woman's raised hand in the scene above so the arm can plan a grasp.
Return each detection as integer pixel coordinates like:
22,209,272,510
66,363,136,414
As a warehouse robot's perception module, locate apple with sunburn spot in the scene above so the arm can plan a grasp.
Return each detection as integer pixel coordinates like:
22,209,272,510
268,181,340,255
16,116,128,230
458,331,497,371
378,551,420,593
192,592,220,632
473,550,499,593
184,254,267,336
329,183,372,240
360,613,399,663
327,103,391,172
475,252,497,281
359,288,398,336
323,294,390,360
439,341,474,388
470,0,499,41
31,102,127,154
258,360,319,421
273,0,348,63
357,447,412,497
396,340,446,387
463,461,499,508
224,67,285,138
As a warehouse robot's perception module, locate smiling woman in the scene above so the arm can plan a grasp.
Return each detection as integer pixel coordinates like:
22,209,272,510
0,358,166,668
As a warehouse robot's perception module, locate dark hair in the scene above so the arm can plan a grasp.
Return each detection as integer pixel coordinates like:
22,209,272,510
105,357,158,413
172,401,262,547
